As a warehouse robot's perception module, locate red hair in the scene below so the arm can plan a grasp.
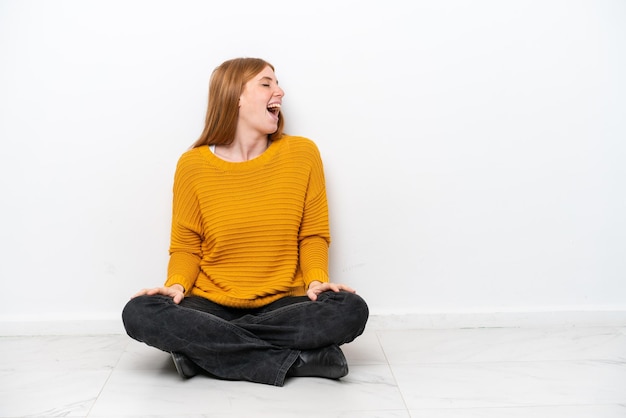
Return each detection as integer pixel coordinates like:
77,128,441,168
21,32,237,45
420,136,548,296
191,58,285,148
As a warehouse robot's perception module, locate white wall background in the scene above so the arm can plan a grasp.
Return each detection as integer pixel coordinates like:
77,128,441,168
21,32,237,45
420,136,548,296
1,0,625,330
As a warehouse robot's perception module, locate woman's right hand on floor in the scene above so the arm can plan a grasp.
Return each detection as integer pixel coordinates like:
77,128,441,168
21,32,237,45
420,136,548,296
132,284,185,304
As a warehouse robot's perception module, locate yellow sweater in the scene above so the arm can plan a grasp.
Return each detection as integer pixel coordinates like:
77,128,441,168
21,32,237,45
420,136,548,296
164,136,331,308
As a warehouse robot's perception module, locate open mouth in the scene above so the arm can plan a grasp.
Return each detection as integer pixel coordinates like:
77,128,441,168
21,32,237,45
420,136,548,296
267,103,281,118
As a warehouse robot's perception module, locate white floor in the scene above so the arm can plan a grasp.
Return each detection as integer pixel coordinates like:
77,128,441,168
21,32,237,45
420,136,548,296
1,326,625,417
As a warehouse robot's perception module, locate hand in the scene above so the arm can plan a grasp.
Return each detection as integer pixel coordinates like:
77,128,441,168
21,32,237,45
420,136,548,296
306,281,356,301
132,284,185,304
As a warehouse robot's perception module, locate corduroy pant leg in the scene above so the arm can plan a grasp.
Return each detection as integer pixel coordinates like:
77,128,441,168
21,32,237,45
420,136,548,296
122,295,299,386
122,291,369,386
233,291,369,350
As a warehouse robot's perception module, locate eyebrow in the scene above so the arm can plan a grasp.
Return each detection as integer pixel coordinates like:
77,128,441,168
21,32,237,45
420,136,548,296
260,76,279,84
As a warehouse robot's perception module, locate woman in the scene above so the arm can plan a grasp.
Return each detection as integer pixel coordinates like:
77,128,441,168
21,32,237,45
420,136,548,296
122,57,369,386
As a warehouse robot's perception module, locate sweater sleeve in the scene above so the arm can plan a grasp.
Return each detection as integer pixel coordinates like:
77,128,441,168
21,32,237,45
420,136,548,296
298,142,331,288
164,154,203,293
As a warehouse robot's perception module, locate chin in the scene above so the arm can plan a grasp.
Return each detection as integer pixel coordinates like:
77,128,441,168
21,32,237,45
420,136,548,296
264,125,279,135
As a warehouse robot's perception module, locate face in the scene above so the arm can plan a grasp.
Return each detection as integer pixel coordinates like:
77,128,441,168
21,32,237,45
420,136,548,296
238,66,285,137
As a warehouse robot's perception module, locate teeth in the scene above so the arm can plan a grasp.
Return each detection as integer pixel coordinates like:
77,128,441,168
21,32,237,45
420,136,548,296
267,103,281,109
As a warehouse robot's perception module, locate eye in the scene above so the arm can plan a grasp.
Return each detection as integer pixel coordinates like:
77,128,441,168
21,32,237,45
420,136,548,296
262,84,270,87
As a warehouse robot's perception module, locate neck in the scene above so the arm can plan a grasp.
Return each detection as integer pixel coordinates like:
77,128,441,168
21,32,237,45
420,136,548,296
215,136,269,162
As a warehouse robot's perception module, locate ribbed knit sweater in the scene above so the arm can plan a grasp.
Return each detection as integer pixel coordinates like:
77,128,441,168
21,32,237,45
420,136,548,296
164,135,331,308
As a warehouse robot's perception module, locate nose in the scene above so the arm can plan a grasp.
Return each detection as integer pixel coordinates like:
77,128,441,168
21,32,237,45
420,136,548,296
275,85,285,98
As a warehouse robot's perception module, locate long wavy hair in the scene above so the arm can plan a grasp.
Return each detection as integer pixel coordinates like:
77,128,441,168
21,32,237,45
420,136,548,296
191,58,285,148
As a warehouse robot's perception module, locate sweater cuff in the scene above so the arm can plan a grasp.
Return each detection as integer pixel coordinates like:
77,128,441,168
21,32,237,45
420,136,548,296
164,274,194,295
304,268,329,289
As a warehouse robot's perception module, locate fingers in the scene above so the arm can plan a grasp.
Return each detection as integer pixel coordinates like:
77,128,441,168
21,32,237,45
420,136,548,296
131,288,150,299
327,283,356,293
131,286,184,303
337,283,356,293
132,287,163,298
306,282,356,301
172,291,184,305
146,287,165,296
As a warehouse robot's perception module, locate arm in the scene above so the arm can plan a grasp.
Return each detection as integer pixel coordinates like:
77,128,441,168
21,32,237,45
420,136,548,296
298,144,331,289
299,142,357,300
163,154,203,295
